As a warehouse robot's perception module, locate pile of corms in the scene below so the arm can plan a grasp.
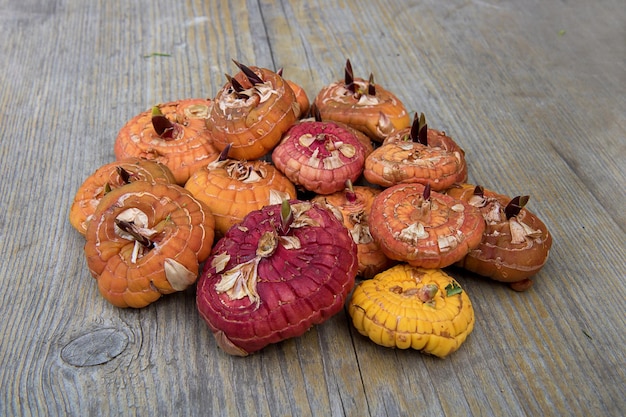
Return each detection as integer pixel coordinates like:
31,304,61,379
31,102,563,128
69,59,552,357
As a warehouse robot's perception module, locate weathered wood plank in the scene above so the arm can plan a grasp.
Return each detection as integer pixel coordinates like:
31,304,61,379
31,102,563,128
0,0,625,416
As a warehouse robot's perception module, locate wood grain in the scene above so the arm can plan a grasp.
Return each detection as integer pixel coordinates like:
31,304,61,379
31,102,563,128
1,0,624,416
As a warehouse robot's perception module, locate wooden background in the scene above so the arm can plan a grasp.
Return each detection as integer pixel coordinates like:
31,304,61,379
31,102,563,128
1,0,624,415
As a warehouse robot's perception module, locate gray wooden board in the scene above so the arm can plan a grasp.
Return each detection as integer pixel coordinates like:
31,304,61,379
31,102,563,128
0,0,624,415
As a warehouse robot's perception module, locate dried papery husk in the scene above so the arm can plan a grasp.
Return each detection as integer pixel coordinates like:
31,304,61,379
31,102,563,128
348,264,474,358
69,158,176,236
84,181,215,308
208,65,298,160
285,79,310,118
196,200,358,356
312,184,395,279
363,140,466,191
272,120,368,194
313,71,410,142
276,67,310,119
114,99,218,185
185,157,297,237
369,183,485,269
446,183,553,290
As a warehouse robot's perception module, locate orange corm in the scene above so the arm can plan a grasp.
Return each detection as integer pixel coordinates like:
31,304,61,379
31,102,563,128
312,180,395,279
446,183,552,291
276,72,311,119
363,141,465,191
312,59,411,142
207,61,298,161
84,181,215,308
363,114,467,191
369,183,485,269
287,80,310,119
277,69,310,119
114,98,218,185
185,147,297,237
69,158,176,236
382,112,468,185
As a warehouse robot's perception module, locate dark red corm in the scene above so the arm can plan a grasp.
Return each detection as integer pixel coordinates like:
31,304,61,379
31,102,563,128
196,199,358,356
